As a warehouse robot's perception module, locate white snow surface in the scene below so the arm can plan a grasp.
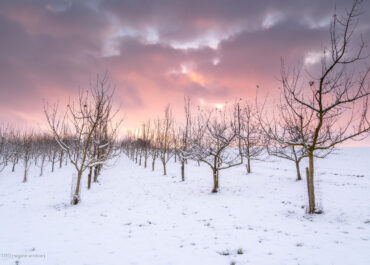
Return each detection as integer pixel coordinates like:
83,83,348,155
0,147,369,265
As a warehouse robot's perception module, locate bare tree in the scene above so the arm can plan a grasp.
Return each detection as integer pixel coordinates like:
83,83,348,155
35,134,50,177
267,143,306,181
48,139,58,173
44,74,121,205
0,127,6,171
239,100,264,174
189,103,242,193
8,129,21,173
21,131,34,183
177,97,192,181
158,105,174,176
141,120,151,168
276,0,370,213
257,95,310,181
149,120,161,171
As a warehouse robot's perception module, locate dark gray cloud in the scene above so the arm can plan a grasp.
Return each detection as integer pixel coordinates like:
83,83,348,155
0,0,369,129
101,0,370,43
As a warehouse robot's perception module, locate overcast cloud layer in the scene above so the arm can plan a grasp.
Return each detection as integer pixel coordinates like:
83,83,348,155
0,0,369,142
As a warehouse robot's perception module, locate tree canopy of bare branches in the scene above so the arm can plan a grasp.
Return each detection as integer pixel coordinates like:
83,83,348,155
261,0,370,213
188,103,243,193
44,74,121,205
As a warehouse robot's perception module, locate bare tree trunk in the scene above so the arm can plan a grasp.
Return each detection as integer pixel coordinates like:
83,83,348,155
162,159,167,175
181,160,185,181
51,152,56,172
306,151,315,213
23,159,28,183
72,171,82,205
246,157,251,174
23,168,27,182
93,166,99,182
212,168,219,193
59,151,63,168
87,167,92,190
295,160,302,181
40,156,45,176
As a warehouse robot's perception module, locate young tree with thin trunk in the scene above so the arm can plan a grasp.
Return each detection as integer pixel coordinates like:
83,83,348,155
141,120,151,169
0,127,6,171
239,100,264,174
21,131,34,183
276,0,370,213
35,134,49,177
177,97,192,181
266,142,306,181
158,105,174,176
9,129,21,173
189,103,242,193
149,121,160,171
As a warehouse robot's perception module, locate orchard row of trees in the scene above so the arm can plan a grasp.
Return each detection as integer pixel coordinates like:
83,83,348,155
0,100,119,205
122,0,370,214
0,129,67,181
0,74,121,206
122,100,260,192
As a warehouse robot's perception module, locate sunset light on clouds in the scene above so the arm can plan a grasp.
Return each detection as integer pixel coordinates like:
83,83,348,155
0,0,369,144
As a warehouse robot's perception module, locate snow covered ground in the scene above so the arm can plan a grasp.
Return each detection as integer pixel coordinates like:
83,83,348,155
0,148,369,265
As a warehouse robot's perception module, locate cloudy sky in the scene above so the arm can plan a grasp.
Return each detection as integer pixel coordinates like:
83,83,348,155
0,0,369,142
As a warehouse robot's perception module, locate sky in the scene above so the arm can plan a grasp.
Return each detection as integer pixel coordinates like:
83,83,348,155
0,0,370,145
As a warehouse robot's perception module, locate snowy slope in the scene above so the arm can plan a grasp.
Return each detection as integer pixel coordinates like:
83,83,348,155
0,148,369,265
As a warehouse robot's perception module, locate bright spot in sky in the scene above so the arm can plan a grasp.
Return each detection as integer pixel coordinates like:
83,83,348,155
188,72,205,85
170,35,221,50
262,12,282,29
213,58,220,65
305,16,332,29
181,64,188,74
145,27,159,43
102,27,159,57
304,51,322,65
214,103,224,110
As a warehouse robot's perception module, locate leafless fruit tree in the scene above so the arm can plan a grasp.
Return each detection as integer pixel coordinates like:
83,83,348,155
189,103,243,193
44,74,121,205
149,120,161,171
177,97,192,181
274,0,370,213
239,100,264,174
158,105,174,176
21,131,34,183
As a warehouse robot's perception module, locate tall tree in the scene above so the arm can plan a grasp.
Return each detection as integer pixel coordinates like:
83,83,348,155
277,0,370,213
44,74,121,205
